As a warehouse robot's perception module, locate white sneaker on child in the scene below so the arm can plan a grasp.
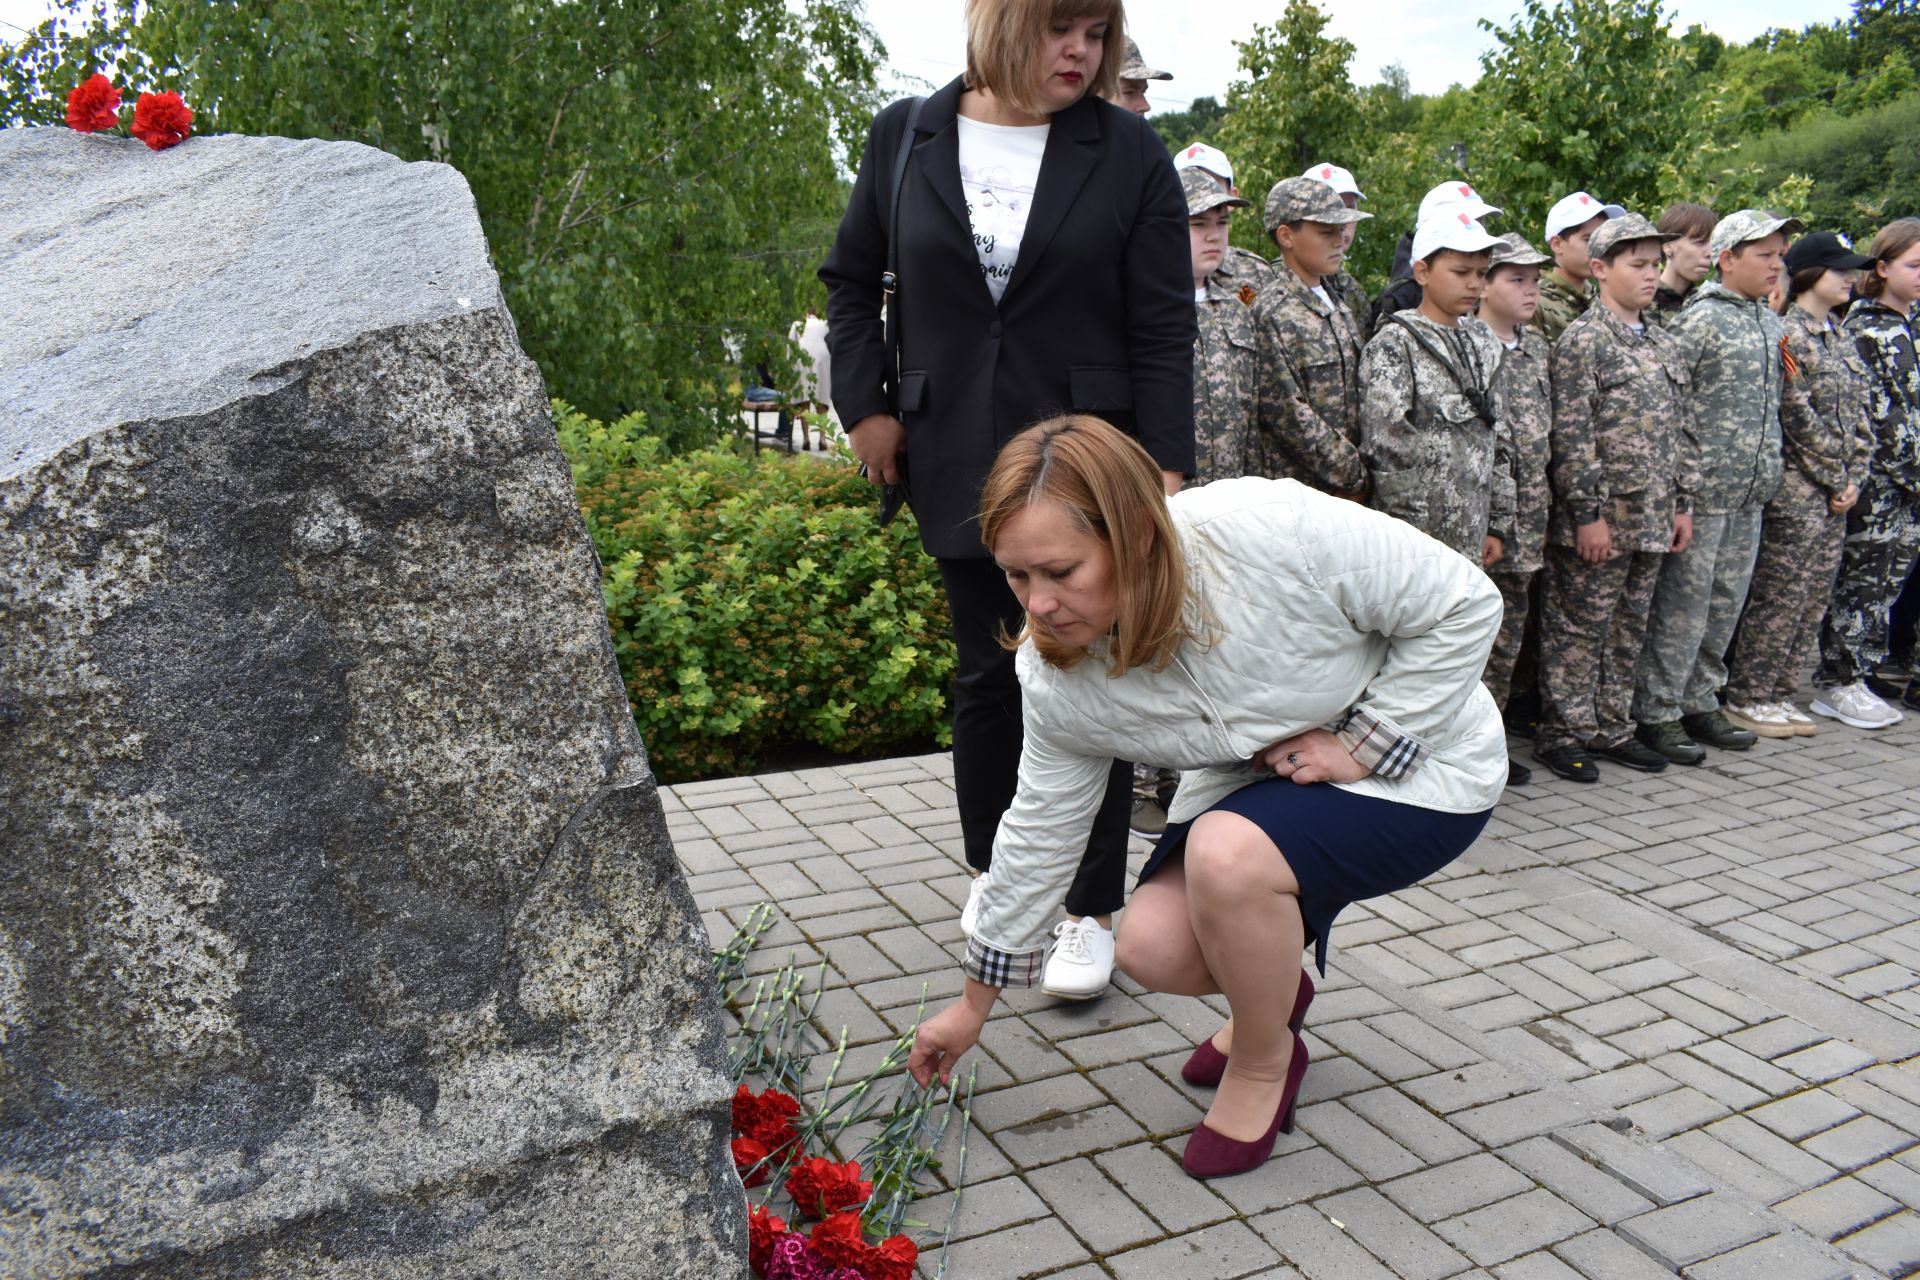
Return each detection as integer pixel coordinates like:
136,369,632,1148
1811,682,1900,729
1041,918,1115,1000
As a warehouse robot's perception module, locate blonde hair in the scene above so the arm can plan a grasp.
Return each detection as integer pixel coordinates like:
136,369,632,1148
978,415,1190,675
1862,218,1920,300
964,0,1125,120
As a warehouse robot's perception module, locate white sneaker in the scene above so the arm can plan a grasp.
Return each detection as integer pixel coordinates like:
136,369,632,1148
959,876,986,940
1041,918,1114,1000
1723,701,1796,738
1810,682,1900,729
1771,701,1818,736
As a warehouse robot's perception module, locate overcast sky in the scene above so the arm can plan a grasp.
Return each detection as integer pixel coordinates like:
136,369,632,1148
863,0,1855,106
3,0,1857,107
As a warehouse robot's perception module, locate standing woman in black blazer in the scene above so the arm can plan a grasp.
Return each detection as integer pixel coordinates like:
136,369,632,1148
820,0,1196,998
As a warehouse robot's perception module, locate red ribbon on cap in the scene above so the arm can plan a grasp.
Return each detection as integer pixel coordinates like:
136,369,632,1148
1578,194,1592,205
1322,166,1333,178
1458,211,1471,226
1458,184,1471,197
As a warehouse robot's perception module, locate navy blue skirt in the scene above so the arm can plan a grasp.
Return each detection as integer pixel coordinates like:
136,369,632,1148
1138,779,1493,977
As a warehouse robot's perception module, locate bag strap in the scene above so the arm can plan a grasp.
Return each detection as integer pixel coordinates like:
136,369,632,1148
881,96,926,412
1384,312,1496,424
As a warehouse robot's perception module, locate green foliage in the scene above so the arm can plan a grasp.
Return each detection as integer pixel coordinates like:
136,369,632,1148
3,0,883,452
1736,91,1920,237
1468,0,1707,237
1214,0,1362,262
1150,94,1226,155
556,401,954,783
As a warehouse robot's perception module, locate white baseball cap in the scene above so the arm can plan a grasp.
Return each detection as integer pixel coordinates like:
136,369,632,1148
1412,212,1507,262
1302,160,1365,201
1417,180,1501,224
1545,191,1626,241
1174,142,1233,184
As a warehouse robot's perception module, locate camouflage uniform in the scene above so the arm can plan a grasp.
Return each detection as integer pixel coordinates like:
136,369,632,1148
1191,275,1270,484
1253,270,1368,495
1817,297,1920,685
1327,268,1373,335
1533,271,1592,344
1214,246,1276,304
1484,326,1554,709
1537,303,1701,755
1631,280,1787,725
1650,282,1692,324
1359,311,1516,559
1726,304,1874,704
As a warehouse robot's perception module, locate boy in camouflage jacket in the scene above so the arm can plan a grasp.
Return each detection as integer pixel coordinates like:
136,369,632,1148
1252,177,1373,497
1359,214,1515,562
1534,213,1702,782
1724,231,1874,732
1476,233,1556,783
1631,210,1800,761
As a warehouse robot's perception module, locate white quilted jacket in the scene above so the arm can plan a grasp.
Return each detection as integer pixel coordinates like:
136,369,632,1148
968,476,1508,961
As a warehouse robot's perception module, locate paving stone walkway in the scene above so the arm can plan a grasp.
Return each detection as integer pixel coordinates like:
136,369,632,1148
667,708,1920,1280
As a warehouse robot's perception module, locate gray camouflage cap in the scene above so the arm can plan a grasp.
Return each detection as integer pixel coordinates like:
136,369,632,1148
1489,231,1551,269
1183,166,1248,216
1587,211,1676,261
1118,38,1172,81
1708,208,1806,257
1263,176,1373,233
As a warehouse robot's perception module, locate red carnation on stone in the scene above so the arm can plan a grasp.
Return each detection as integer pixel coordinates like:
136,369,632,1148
867,1234,919,1280
784,1157,872,1219
809,1212,869,1270
65,74,121,133
733,1083,802,1152
747,1203,789,1276
732,1136,773,1187
130,91,193,151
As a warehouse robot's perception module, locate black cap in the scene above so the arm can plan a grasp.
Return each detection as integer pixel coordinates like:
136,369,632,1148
1786,231,1874,274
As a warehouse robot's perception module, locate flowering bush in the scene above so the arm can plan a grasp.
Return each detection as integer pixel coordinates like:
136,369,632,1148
64,75,193,150
555,401,955,782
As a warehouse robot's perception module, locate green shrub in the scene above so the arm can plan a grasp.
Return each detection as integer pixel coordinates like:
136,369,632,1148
555,401,955,782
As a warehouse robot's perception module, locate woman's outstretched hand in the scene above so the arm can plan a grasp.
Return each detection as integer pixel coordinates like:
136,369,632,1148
908,983,996,1086
1257,728,1369,786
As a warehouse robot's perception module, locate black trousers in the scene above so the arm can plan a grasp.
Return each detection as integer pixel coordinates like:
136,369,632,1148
937,555,1131,918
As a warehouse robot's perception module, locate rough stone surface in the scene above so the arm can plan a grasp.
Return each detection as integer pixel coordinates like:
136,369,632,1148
0,128,743,1278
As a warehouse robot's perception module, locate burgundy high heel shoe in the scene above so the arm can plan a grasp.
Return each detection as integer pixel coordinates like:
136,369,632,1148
1181,1031,1311,1179
1179,969,1314,1087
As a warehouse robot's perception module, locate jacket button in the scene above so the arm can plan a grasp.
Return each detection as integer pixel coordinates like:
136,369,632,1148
988,320,1002,337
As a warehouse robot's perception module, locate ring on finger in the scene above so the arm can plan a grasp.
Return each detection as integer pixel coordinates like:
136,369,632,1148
1286,752,1299,765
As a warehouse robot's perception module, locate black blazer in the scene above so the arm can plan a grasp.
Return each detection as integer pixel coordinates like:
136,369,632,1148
819,77,1197,558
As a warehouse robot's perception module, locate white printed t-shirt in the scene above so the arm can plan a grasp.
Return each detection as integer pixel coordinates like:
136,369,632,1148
956,115,1049,305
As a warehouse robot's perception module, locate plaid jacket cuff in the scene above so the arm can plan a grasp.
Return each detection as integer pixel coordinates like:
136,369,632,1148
1330,705,1431,781
963,935,1046,989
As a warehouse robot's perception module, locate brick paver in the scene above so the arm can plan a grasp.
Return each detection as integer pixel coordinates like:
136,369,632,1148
673,707,1920,1278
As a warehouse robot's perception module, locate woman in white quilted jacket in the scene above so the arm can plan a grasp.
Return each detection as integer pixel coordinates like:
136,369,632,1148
906,414,1507,1180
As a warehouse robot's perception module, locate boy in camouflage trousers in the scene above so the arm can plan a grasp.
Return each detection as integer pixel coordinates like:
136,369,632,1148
1253,177,1374,497
1816,218,1920,725
1133,167,1267,837
1535,191,1624,343
1477,232,1556,785
1359,212,1515,561
1631,210,1801,763
1724,231,1875,733
1535,213,1702,782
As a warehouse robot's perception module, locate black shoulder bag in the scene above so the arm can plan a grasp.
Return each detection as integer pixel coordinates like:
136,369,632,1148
875,96,926,528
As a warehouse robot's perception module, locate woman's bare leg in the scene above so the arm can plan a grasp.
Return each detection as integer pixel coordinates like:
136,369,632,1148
1113,860,1217,995
1183,811,1304,1141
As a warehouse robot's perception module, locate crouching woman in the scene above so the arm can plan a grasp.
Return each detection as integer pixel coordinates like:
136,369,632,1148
906,414,1506,1179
